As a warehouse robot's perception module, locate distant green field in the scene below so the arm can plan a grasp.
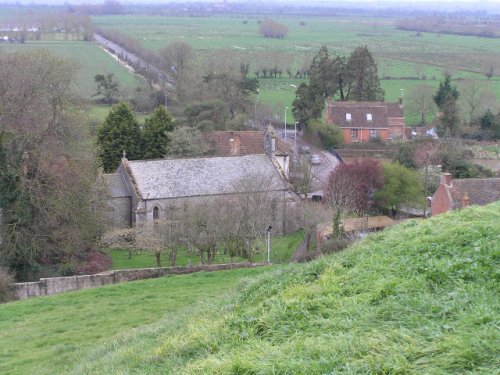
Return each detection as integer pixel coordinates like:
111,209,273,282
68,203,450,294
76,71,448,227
93,15,500,123
0,41,142,99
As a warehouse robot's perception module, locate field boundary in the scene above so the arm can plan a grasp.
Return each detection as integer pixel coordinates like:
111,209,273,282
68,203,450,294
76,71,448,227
11,262,268,300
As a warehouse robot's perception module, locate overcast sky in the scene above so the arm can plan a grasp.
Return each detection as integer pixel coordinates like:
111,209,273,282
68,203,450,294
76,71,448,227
4,0,500,9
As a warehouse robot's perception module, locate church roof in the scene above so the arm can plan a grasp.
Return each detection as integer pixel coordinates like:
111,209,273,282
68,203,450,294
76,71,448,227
124,154,286,200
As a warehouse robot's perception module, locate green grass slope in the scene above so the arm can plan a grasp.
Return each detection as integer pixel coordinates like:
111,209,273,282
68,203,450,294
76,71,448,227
0,267,269,375
81,202,499,374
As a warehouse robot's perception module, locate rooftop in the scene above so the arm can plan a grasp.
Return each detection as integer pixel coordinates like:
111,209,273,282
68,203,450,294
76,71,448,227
326,101,403,129
449,178,500,209
124,154,287,200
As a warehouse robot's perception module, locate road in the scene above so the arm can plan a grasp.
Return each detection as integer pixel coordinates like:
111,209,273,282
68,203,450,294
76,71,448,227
277,129,341,197
93,33,174,86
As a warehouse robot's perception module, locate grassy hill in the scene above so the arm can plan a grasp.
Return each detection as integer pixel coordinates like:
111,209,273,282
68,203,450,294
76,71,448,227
0,267,270,375
1,204,498,374
76,202,499,374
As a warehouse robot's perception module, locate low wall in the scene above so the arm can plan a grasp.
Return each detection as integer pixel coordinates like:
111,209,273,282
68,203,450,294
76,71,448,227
11,262,268,300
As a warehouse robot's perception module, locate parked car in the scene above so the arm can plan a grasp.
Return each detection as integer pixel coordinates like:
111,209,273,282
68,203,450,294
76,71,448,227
299,145,311,154
310,154,321,165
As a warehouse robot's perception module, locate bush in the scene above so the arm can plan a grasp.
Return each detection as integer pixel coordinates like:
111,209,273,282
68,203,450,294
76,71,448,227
306,119,343,149
320,237,352,255
0,267,14,303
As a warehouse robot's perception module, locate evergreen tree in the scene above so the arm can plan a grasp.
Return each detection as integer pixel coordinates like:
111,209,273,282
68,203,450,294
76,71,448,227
292,83,324,126
97,102,140,172
292,45,383,125
433,74,459,109
479,109,500,140
433,75,460,137
347,45,384,101
141,106,174,159
308,45,336,100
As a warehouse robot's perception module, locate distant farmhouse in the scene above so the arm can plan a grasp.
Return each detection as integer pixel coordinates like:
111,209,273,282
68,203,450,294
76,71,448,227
431,173,500,215
325,99,405,144
100,126,289,231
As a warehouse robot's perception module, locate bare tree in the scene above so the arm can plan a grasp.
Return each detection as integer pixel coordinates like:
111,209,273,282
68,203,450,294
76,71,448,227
158,41,196,102
259,18,289,39
458,80,495,124
407,84,437,125
290,156,313,198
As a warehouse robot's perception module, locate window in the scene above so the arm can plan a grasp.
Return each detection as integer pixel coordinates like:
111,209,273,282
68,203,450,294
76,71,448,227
346,113,351,121
367,113,372,121
153,206,160,222
351,129,358,140
370,129,377,139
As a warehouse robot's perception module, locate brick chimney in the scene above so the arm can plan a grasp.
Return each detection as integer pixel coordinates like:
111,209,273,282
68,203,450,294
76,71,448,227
441,173,452,186
462,192,469,208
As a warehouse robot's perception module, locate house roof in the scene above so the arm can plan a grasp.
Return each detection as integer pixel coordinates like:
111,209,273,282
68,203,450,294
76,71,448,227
449,178,500,209
326,101,403,129
124,155,287,200
102,173,130,198
202,131,264,156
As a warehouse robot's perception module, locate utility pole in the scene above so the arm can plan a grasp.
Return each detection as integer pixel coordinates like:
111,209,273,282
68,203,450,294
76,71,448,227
267,226,272,263
423,151,430,217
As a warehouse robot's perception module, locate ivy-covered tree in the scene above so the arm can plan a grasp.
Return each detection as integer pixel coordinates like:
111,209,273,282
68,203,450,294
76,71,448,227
141,106,174,159
97,102,141,172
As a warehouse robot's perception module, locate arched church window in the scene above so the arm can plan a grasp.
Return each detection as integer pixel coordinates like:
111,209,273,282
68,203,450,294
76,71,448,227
153,206,160,222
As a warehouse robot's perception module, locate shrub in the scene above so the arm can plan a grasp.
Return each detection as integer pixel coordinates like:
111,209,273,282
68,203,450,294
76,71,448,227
306,119,343,149
320,237,352,255
0,267,14,303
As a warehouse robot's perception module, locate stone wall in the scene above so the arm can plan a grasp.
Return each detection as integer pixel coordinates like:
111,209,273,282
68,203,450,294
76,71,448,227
11,262,268,300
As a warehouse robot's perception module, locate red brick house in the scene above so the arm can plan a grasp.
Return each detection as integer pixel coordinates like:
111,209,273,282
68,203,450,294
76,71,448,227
431,173,500,216
325,99,405,144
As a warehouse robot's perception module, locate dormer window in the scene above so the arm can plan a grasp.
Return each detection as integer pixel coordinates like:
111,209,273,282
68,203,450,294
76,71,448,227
367,113,372,121
346,113,351,121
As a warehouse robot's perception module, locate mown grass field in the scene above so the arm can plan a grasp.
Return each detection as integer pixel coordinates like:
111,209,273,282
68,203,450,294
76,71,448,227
75,201,500,374
0,40,141,99
0,267,269,375
109,230,305,269
94,15,500,123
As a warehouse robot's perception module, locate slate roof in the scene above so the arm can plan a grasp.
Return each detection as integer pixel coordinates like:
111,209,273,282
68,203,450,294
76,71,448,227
449,178,500,209
125,155,287,200
102,173,130,198
326,101,404,129
202,131,264,156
